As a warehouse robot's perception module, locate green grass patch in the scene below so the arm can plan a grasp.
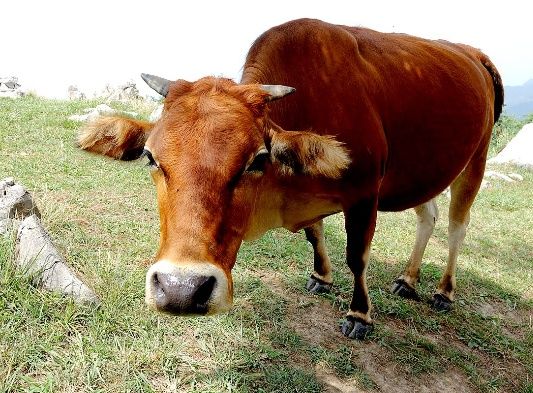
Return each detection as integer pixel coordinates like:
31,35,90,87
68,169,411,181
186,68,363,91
1,96,532,392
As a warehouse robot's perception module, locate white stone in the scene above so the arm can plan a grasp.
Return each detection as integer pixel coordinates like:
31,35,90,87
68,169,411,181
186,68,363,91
86,110,102,122
508,173,524,181
68,86,86,100
95,104,116,115
103,81,141,102
16,215,100,304
1,177,15,187
488,123,533,169
0,76,24,98
484,170,515,182
0,90,23,98
2,178,98,304
68,114,90,122
69,105,118,122
480,179,490,190
1,178,40,235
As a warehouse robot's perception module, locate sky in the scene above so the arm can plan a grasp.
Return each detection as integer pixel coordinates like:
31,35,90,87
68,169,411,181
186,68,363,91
2,0,532,98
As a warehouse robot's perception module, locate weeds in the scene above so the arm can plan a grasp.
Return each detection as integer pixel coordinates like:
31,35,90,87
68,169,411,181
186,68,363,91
1,96,531,392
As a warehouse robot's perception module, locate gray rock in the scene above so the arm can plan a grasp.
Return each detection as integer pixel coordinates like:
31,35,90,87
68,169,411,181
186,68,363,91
94,104,115,115
15,215,100,304
104,81,141,102
68,85,86,100
0,76,21,90
68,114,91,122
2,178,99,304
508,173,524,181
0,76,24,98
0,92,23,98
0,177,40,235
68,104,118,122
484,170,515,182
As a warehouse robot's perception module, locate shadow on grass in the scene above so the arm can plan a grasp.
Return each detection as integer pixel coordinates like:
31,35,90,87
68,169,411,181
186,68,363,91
2,97,530,392
196,209,533,392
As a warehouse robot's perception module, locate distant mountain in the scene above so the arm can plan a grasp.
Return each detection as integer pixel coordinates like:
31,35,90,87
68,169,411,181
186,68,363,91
504,79,533,118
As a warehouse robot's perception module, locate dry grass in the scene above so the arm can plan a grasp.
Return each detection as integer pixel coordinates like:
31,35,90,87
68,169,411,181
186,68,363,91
0,96,531,392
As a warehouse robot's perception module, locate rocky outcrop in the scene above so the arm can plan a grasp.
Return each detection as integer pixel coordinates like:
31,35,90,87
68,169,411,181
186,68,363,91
68,104,138,122
0,177,39,235
68,85,86,100
2,178,99,304
440,169,524,198
100,81,141,102
16,215,100,304
0,76,24,98
488,123,533,170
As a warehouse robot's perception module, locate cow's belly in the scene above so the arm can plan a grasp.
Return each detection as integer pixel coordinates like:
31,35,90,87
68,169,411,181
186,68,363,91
377,135,481,212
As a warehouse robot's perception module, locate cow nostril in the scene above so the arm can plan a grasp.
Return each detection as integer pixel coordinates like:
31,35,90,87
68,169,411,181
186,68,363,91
152,272,167,302
193,276,217,306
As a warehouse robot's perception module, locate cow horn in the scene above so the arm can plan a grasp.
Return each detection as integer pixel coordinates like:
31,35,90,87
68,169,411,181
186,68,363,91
141,73,171,97
261,85,296,101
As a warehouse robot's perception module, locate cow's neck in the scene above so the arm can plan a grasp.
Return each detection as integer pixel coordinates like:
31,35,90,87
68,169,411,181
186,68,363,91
243,173,342,241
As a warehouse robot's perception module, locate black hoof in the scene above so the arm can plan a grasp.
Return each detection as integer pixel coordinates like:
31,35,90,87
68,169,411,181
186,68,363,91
431,293,453,311
305,275,332,294
340,316,374,340
391,278,420,301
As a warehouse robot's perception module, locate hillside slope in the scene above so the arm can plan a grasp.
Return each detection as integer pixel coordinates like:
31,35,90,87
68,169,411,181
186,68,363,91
504,79,533,118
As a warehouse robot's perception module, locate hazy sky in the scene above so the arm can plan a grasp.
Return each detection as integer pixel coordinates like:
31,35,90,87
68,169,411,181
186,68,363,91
3,0,532,98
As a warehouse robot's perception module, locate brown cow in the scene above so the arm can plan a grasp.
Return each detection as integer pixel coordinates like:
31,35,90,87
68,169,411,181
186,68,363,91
78,19,503,339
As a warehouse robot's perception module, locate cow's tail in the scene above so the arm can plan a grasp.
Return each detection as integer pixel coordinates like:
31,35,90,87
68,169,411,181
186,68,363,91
77,116,154,161
480,55,504,123
456,44,504,124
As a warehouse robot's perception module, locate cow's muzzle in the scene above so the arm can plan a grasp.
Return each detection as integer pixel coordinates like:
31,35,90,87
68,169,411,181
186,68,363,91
145,260,232,315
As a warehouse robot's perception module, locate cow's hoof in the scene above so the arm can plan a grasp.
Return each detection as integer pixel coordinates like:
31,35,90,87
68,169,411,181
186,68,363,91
431,293,453,311
391,278,420,301
340,316,373,340
305,275,332,294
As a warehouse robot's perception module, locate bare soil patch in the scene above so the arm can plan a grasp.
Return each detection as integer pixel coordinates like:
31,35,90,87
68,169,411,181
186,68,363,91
257,271,477,392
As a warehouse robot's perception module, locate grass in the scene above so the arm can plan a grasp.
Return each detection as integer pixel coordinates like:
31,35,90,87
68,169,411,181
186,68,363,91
1,96,532,392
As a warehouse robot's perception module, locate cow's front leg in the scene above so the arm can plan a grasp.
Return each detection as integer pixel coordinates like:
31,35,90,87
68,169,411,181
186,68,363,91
304,220,333,294
340,197,377,340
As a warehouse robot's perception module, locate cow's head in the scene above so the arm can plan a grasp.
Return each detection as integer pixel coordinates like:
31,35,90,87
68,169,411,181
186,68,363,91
78,75,350,316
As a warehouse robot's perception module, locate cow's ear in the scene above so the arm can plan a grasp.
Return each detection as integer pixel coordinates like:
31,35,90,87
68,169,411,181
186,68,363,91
270,130,351,178
77,116,154,161
232,84,295,116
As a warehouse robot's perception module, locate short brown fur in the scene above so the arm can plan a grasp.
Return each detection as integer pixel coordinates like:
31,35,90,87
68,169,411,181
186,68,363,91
78,116,153,160
79,19,503,335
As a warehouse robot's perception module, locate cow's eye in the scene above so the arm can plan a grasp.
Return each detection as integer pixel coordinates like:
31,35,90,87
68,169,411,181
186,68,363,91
246,150,270,173
141,149,158,168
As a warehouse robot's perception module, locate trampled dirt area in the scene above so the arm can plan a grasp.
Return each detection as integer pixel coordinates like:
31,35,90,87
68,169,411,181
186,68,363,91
259,271,530,392
2,97,531,392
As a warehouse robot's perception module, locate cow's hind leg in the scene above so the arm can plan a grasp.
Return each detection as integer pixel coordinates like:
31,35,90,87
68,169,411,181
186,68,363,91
432,148,487,311
304,220,333,294
392,199,439,301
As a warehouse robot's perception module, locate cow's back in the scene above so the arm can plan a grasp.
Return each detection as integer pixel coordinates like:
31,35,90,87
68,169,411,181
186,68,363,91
242,18,497,211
